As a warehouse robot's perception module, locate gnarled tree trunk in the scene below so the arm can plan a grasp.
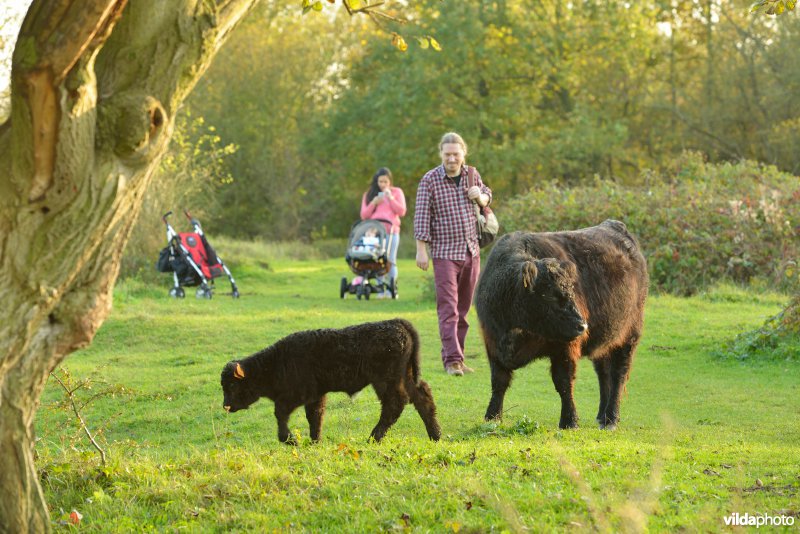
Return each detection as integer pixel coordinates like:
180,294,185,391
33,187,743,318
0,1,257,530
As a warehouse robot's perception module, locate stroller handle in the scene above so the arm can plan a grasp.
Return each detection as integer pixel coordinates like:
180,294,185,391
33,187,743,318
162,211,173,224
351,218,394,230
184,209,201,228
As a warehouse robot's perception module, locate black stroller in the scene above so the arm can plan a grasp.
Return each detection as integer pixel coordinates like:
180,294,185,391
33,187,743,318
340,219,397,300
156,210,240,299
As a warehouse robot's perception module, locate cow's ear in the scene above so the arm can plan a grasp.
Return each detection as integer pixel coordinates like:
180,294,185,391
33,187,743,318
234,363,246,379
559,260,577,279
521,261,538,290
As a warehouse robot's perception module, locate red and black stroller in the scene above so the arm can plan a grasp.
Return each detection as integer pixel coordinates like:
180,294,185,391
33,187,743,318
156,211,239,299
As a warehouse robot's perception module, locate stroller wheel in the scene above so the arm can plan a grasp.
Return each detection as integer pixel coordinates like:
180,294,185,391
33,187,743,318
196,286,213,299
169,287,185,299
232,289,240,299
340,277,348,299
388,277,397,299
356,284,363,300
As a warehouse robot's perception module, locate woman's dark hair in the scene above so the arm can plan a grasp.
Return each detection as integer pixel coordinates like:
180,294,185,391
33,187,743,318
366,167,393,203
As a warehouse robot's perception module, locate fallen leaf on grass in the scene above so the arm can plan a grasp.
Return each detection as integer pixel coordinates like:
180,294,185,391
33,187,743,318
69,510,83,525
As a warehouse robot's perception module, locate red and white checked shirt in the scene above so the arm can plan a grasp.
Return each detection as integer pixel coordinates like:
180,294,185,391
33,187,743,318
414,164,492,260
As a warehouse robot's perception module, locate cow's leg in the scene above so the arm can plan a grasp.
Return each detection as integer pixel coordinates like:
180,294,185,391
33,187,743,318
550,353,579,429
592,358,611,427
601,343,636,430
485,359,513,421
305,395,327,442
370,383,407,442
406,377,441,440
274,402,297,445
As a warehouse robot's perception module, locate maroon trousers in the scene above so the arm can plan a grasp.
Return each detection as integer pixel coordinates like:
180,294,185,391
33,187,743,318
433,255,480,368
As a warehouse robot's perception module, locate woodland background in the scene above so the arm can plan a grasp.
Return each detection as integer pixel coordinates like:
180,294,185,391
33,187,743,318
3,0,799,294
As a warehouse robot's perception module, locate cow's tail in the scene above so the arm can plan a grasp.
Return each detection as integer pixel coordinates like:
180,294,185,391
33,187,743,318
400,318,422,384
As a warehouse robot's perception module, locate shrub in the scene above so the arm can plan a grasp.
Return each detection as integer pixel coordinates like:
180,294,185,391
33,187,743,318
716,294,800,363
502,152,800,295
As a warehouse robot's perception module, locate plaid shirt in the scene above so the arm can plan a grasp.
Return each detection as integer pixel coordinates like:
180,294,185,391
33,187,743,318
414,164,492,260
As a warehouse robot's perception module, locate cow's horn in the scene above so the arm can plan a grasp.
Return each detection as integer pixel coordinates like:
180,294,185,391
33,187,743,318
234,363,245,379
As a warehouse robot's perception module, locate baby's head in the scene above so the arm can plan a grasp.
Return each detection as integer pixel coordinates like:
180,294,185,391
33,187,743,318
364,228,377,237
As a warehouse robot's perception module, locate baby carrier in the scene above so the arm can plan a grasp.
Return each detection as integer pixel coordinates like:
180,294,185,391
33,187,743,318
156,211,239,299
340,219,397,300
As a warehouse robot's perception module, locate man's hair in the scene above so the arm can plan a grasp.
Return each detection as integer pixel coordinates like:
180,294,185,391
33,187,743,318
439,132,468,156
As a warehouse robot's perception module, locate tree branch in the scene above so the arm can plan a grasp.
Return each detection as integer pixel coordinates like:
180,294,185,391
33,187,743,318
19,0,128,84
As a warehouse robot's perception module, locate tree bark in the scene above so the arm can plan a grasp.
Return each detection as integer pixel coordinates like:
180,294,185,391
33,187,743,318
0,0,257,531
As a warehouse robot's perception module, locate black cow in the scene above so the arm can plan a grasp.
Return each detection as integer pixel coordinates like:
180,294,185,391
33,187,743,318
474,220,648,429
220,318,441,443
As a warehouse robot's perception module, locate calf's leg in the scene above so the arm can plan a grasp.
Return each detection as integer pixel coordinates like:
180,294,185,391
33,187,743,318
274,402,297,445
406,378,441,440
370,383,408,442
550,352,579,429
305,395,327,441
592,358,611,426
601,343,636,430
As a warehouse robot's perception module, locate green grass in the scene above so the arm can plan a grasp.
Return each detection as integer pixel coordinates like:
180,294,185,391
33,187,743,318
36,257,800,532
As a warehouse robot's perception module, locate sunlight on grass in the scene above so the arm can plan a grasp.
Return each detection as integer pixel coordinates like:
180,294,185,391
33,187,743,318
35,253,800,531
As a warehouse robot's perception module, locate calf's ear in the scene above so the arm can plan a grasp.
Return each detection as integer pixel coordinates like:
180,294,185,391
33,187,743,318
521,261,538,290
234,363,246,379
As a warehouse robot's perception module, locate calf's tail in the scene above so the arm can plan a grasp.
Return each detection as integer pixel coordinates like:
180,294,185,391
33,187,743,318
401,318,422,384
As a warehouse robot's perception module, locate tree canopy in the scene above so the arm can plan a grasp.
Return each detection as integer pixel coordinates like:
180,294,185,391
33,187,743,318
174,0,800,240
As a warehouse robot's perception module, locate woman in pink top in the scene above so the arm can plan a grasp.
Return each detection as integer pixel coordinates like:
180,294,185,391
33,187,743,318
360,167,406,297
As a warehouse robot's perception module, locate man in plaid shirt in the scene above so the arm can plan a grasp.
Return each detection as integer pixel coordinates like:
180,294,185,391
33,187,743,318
414,132,492,376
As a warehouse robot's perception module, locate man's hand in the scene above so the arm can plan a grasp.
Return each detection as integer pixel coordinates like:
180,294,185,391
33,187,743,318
467,186,487,207
416,241,429,271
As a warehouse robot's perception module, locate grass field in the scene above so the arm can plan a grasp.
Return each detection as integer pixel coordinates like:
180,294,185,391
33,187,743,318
36,255,800,532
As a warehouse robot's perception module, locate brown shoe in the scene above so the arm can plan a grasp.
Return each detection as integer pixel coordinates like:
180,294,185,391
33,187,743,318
445,363,464,376
461,362,475,373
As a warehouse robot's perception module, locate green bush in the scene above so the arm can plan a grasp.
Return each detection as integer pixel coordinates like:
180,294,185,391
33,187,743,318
502,152,800,295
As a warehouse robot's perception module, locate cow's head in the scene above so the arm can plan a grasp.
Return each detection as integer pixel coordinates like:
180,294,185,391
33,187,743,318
221,361,259,413
520,257,587,341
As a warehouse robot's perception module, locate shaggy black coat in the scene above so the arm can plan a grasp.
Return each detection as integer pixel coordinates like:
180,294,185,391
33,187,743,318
474,220,648,429
220,318,441,443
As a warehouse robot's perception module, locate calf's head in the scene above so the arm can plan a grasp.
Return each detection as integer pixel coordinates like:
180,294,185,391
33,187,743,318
520,258,587,341
221,361,259,413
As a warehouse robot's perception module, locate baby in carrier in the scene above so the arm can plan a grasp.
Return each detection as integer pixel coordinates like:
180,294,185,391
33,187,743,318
353,227,381,254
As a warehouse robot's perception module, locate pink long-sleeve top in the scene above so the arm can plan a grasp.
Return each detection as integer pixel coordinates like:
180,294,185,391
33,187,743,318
360,186,406,234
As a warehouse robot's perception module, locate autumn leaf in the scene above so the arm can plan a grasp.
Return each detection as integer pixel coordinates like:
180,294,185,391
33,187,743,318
391,33,408,52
